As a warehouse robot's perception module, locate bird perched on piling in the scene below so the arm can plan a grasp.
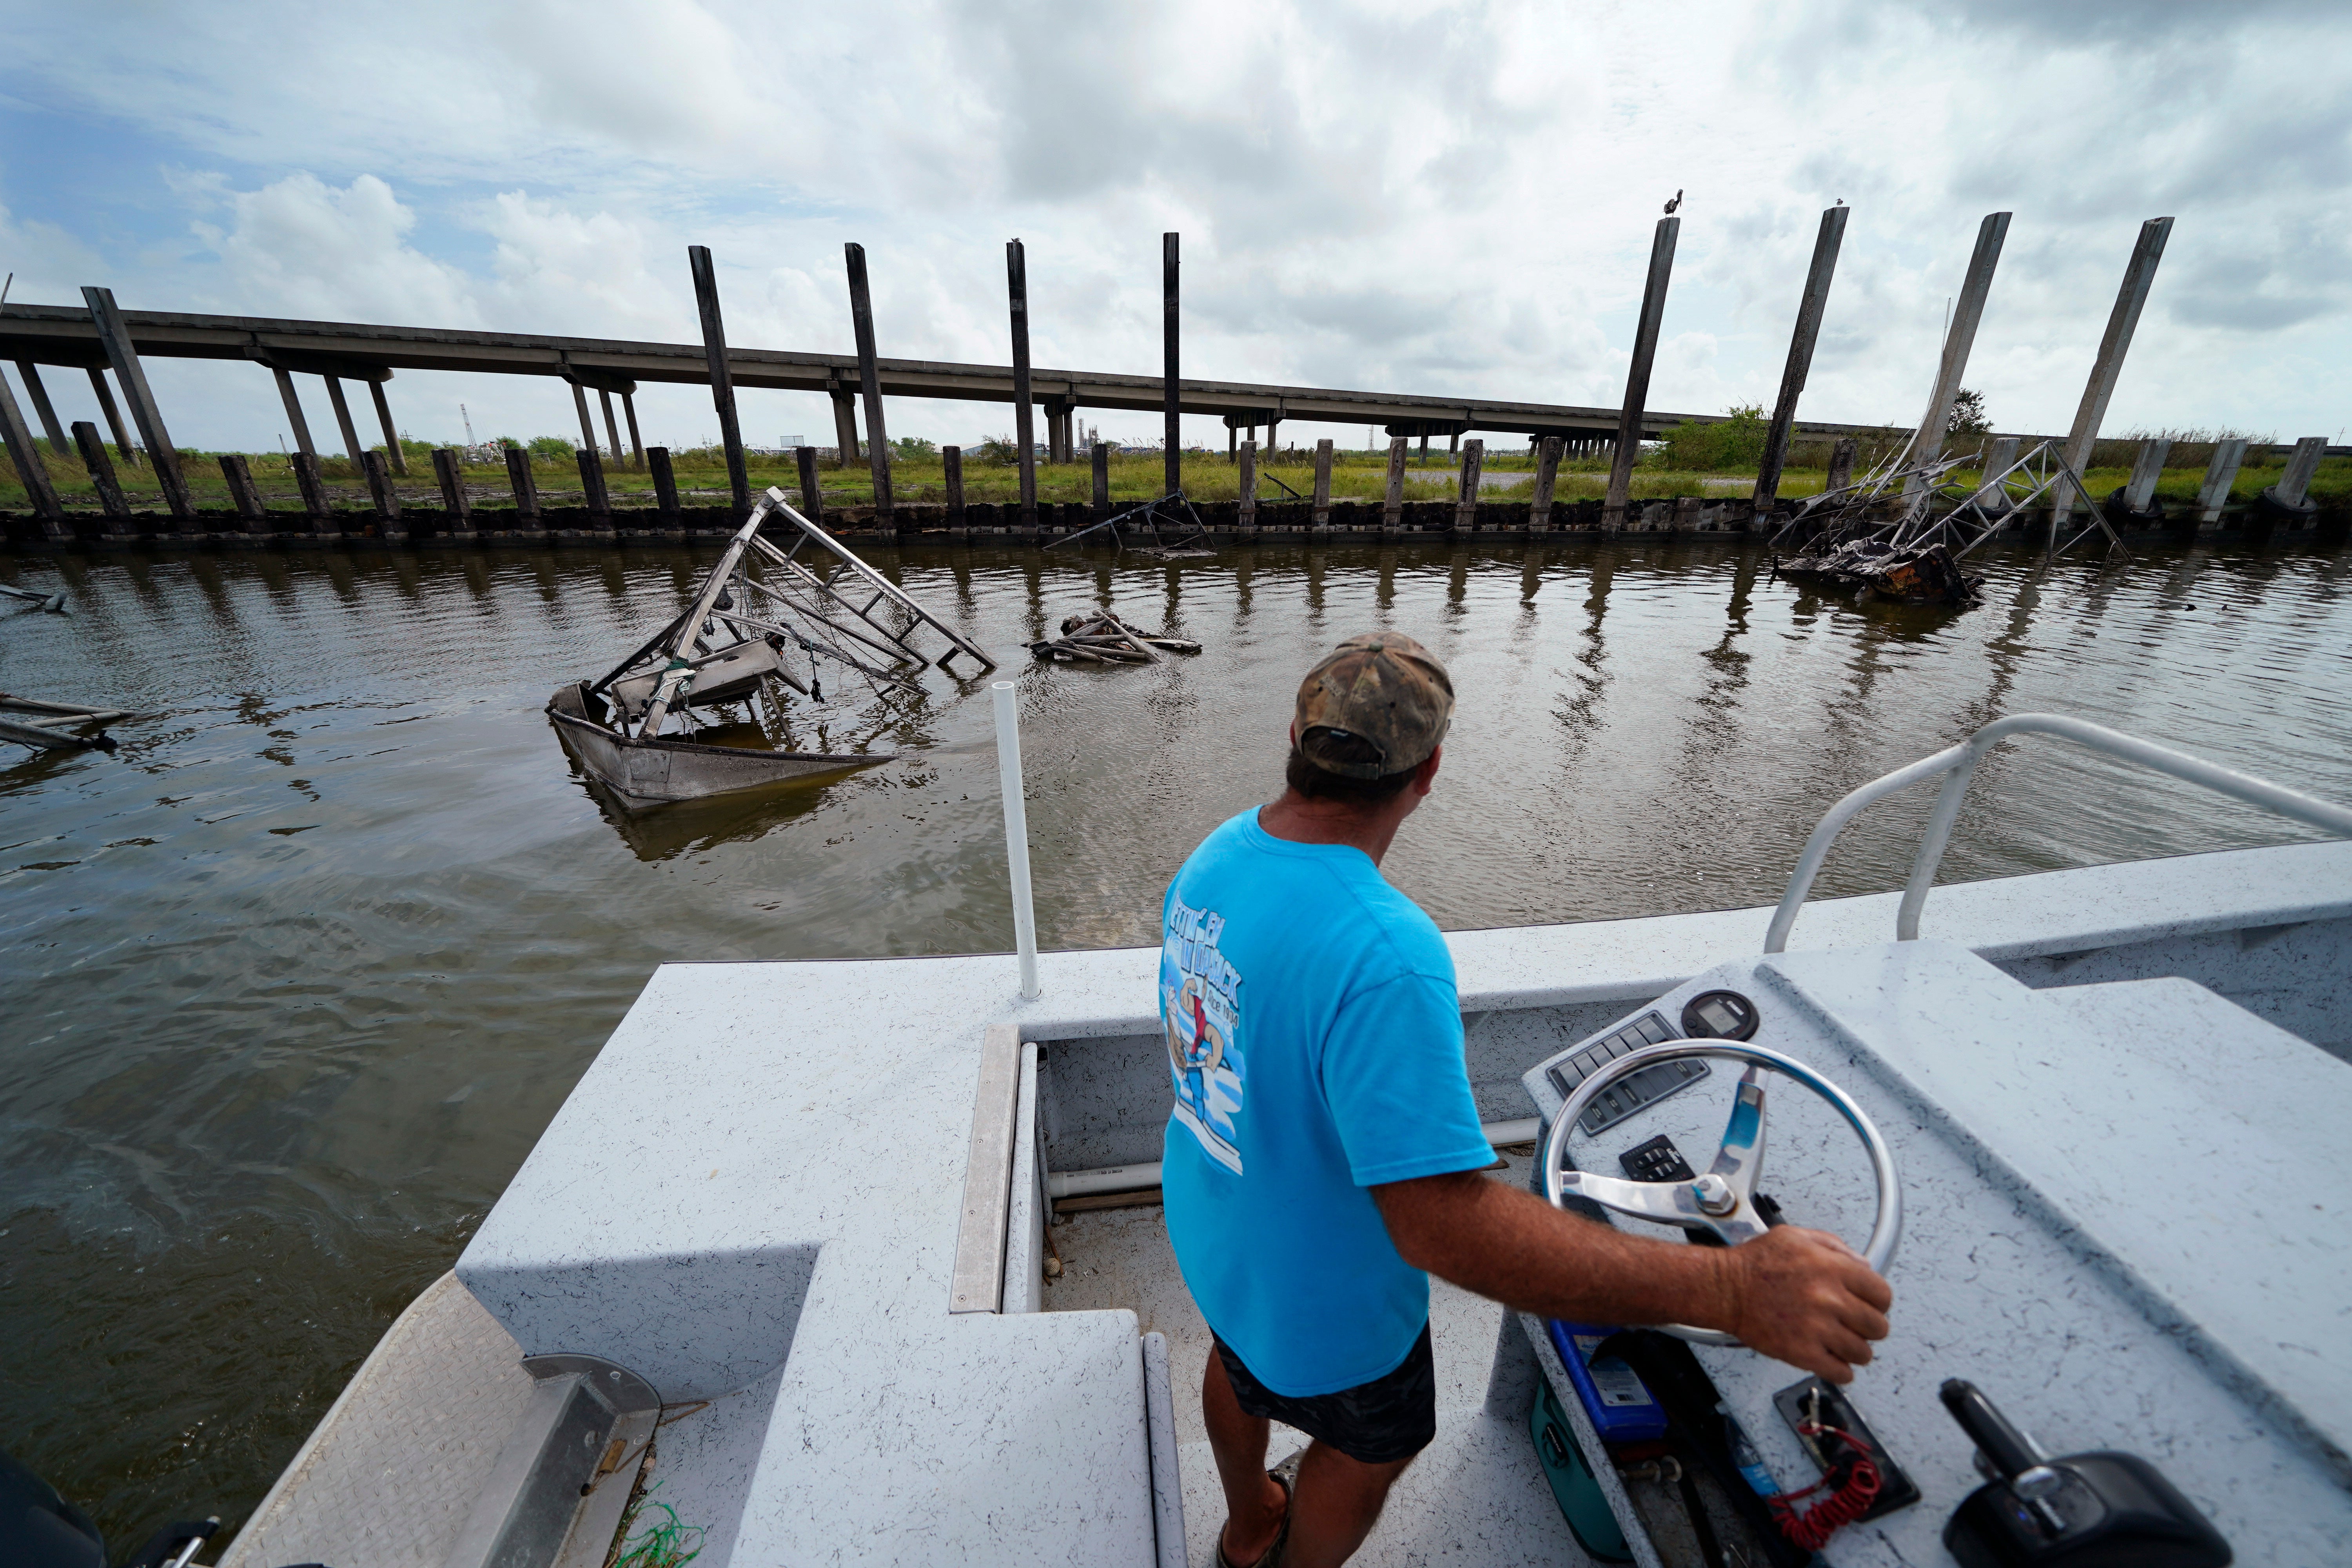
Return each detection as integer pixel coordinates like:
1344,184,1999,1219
1664,189,1682,214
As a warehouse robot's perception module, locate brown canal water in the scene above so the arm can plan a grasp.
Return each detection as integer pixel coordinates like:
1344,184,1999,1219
2,534,2347,1544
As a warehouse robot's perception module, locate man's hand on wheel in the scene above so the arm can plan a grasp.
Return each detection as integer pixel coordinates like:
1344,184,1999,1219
1719,1225,1893,1385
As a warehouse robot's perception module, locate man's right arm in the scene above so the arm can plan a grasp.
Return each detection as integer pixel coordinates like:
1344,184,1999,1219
1372,1169,1892,1385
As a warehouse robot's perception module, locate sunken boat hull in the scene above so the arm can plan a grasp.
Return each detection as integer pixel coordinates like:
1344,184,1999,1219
546,682,884,809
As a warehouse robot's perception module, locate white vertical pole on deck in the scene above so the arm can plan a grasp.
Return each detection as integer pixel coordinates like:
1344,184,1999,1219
992,681,1041,1000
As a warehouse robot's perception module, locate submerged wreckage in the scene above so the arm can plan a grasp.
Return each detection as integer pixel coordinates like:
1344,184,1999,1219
548,489,993,809
1027,610,1201,666
1773,438,2126,608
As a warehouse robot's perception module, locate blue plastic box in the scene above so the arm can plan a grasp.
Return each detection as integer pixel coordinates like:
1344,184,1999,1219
1545,1319,1668,1444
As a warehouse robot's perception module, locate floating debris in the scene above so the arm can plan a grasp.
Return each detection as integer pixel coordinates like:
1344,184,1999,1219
0,693,124,753
1027,611,1202,666
1046,492,1213,558
0,583,68,615
548,488,993,810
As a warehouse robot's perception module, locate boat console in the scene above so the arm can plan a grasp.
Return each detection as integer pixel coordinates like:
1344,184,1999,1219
1516,938,2346,1564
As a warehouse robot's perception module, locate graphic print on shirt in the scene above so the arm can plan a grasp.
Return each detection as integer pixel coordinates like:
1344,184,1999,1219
1163,894,1245,1174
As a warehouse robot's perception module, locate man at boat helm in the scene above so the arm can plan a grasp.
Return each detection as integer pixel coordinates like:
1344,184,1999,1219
1158,632,1894,1568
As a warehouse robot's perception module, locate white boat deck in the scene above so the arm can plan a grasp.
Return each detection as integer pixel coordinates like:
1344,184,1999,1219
222,840,2352,1566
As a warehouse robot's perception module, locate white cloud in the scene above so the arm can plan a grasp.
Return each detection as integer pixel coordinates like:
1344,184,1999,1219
3,0,2347,451
191,173,480,325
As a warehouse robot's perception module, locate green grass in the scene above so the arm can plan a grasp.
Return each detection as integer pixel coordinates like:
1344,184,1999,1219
4,438,2345,513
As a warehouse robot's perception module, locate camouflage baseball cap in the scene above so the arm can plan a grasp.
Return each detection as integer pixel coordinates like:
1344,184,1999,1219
1293,632,1454,779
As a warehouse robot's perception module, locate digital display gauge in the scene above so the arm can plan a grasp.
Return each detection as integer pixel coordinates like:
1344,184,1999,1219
1680,989,1759,1043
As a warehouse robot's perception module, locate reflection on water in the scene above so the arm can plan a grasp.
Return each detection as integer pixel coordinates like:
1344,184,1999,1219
1,533,2348,1541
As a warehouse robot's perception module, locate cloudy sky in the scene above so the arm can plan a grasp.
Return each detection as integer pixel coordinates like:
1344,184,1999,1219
2,0,2345,455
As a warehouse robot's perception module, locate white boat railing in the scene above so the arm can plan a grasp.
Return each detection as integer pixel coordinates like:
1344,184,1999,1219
1765,713,2352,954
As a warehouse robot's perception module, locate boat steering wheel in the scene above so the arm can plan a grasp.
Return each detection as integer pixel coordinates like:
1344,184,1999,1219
1540,1040,1902,1347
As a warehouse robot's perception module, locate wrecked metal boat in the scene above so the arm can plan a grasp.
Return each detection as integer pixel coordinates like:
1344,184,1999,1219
1775,539,1984,607
548,488,993,810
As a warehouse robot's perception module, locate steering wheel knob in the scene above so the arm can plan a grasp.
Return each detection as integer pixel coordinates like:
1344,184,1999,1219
1693,1173,1738,1216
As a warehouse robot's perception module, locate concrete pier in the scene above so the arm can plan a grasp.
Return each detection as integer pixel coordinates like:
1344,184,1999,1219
2052,217,2174,532
2122,439,2172,512
2198,439,2248,524
1907,212,2010,489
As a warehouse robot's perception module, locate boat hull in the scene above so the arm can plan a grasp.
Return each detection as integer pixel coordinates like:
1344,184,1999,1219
545,683,884,809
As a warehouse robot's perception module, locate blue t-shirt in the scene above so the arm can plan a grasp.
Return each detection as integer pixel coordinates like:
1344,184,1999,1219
1159,808,1492,1397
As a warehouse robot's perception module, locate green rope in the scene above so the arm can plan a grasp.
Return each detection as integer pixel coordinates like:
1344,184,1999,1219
610,1490,705,1568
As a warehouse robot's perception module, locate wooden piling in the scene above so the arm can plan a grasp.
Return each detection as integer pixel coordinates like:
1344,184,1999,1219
1455,439,1484,531
942,445,964,530
621,392,644,471
1312,438,1334,530
1092,441,1111,521
571,382,599,459
268,367,316,461
2197,438,2247,524
687,244,752,513
82,285,190,517
72,422,131,523
367,378,406,475
14,361,69,454
2123,439,2171,512
432,448,472,532
290,450,334,533
324,376,367,466
219,453,267,531
654,446,684,523
1007,239,1038,535
1531,436,1563,529
1163,232,1181,498
1907,212,2010,489
0,368,64,530
1605,216,1679,530
1384,437,1408,533
792,446,822,528
361,451,403,530
87,367,137,466
576,448,610,523
2276,436,2327,508
2052,217,2174,531
504,445,543,533
1825,436,1857,493
598,389,624,475
843,243,894,526
1238,440,1258,534
1753,205,1849,518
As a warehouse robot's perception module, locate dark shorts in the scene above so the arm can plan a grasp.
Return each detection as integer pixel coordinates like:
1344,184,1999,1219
1212,1323,1437,1465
